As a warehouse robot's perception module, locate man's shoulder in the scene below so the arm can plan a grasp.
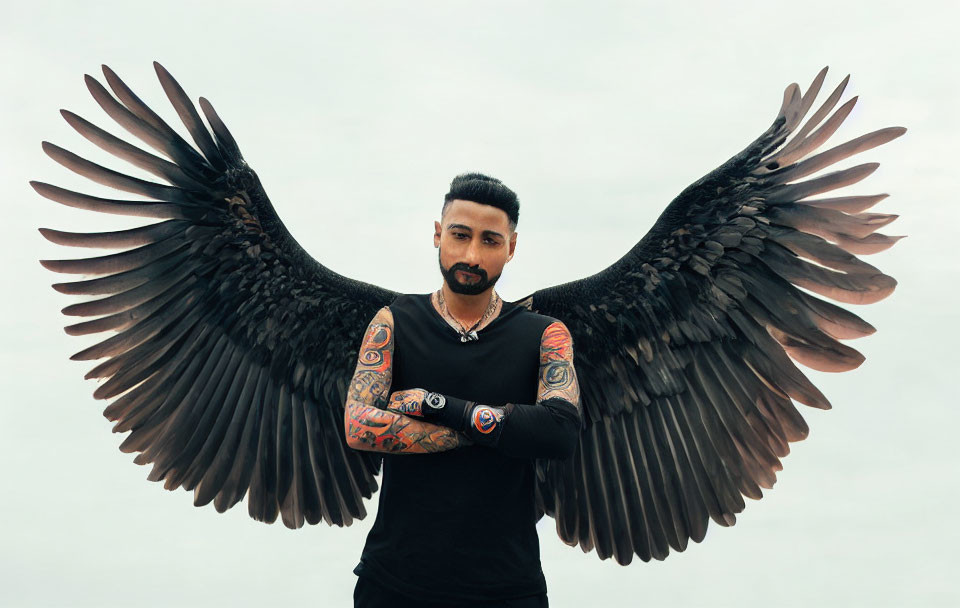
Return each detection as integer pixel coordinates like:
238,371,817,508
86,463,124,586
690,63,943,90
388,293,426,309
507,301,560,335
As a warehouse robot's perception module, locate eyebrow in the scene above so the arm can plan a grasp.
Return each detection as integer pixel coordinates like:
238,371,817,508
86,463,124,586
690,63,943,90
446,223,506,241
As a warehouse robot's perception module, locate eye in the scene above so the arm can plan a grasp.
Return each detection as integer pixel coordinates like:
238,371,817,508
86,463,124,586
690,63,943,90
484,238,498,245
452,232,468,239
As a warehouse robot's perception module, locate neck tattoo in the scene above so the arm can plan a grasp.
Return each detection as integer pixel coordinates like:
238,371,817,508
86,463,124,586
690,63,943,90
436,289,500,342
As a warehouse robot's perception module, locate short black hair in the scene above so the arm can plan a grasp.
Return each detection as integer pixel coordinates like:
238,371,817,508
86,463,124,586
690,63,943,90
443,172,519,230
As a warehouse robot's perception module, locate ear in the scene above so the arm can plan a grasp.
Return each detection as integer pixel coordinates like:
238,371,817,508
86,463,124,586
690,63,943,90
507,231,517,262
434,220,441,248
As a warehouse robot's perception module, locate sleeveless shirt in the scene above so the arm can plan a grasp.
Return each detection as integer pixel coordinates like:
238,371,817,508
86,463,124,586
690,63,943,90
353,292,557,603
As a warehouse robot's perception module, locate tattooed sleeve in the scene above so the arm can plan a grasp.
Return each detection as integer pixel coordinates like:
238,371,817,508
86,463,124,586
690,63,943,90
538,321,581,407
343,307,466,454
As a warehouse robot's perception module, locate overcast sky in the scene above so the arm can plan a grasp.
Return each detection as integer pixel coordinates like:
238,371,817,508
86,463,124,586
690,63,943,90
1,1,957,606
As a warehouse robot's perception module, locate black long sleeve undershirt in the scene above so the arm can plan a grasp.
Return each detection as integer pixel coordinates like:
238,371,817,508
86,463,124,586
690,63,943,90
497,397,581,459
429,393,582,460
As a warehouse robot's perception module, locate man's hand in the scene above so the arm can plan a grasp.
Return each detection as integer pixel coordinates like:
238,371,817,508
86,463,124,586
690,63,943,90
386,388,428,416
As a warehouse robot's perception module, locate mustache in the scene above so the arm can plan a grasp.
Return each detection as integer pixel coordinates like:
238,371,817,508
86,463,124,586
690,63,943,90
447,263,487,280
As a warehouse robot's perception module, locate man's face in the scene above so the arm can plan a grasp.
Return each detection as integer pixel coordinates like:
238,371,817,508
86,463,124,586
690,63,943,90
434,199,517,296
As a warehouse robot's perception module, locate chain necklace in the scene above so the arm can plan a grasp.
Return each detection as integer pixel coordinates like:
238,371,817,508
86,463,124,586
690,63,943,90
436,289,500,342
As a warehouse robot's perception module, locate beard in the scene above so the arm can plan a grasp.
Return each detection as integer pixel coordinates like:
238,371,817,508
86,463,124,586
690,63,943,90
438,249,502,296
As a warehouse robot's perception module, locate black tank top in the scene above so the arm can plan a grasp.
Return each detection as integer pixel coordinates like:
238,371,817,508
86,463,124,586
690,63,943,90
354,293,556,603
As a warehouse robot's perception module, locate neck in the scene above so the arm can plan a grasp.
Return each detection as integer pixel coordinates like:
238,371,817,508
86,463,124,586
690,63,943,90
440,283,495,323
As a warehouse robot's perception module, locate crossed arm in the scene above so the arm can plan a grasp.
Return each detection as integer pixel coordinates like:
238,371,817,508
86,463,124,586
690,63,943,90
343,307,467,454
343,307,582,459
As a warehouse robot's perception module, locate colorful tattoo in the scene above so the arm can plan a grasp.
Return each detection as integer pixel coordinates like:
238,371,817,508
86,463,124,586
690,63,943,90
386,389,427,417
343,308,465,454
472,405,504,434
346,403,462,452
538,321,581,406
358,324,392,373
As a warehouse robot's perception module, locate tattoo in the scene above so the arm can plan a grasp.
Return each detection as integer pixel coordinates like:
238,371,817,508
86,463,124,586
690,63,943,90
538,321,581,406
358,323,392,373
347,403,462,452
343,308,465,454
471,405,504,434
387,388,427,416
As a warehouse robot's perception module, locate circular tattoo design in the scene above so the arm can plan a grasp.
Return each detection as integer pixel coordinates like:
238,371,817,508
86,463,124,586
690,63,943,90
473,407,500,434
544,364,569,387
368,326,390,349
361,350,383,365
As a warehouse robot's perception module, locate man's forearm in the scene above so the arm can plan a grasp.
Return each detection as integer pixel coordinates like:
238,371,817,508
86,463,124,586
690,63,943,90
345,400,467,454
491,398,581,459
387,389,580,459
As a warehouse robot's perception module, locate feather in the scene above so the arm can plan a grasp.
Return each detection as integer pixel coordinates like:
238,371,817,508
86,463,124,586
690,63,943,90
198,97,242,163
766,162,879,203
248,375,280,523
153,62,225,170
66,276,195,338
31,181,184,218
216,364,270,513
768,204,897,241
38,220,186,249
764,74,849,167
767,94,858,168
61,265,195,317
170,343,246,491
85,73,210,177
41,142,192,203
60,109,207,190
767,127,906,185
193,356,256,507
40,235,186,275
55,247,190,297
70,280,198,361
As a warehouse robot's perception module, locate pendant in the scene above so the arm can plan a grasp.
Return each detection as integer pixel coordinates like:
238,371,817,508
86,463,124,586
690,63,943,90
460,330,479,343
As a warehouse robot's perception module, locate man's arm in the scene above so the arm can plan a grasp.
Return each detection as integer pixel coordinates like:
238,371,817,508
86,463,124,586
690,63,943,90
343,306,468,454
387,320,582,459
497,320,582,458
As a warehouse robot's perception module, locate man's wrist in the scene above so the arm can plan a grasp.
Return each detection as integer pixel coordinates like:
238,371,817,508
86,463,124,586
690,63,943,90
420,392,473,430
465,404,505,445
420,392,505,446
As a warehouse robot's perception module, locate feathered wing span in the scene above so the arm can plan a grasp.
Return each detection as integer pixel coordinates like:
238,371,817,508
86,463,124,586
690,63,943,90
522,67,904,564
37,63,397,528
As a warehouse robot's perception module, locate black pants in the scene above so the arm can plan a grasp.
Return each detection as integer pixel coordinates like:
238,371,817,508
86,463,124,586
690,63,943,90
353,576,549,608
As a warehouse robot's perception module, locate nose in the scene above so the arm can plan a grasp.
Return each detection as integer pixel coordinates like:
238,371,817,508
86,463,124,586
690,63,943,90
463,239,482,266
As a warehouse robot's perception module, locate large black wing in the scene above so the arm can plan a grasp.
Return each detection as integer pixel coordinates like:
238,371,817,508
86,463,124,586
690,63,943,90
522,68,904,564
36,63,397,528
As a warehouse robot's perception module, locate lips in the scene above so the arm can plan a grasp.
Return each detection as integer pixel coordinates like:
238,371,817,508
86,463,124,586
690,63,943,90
457,270,480,281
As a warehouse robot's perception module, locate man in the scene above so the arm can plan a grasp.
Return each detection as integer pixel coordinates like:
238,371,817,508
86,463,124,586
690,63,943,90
343,173,582,607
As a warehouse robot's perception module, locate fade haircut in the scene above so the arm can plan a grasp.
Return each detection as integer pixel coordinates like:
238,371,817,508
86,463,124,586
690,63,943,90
443,172,519,230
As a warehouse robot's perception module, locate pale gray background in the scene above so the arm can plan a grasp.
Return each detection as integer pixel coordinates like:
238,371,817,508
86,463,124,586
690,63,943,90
1,1,957,606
